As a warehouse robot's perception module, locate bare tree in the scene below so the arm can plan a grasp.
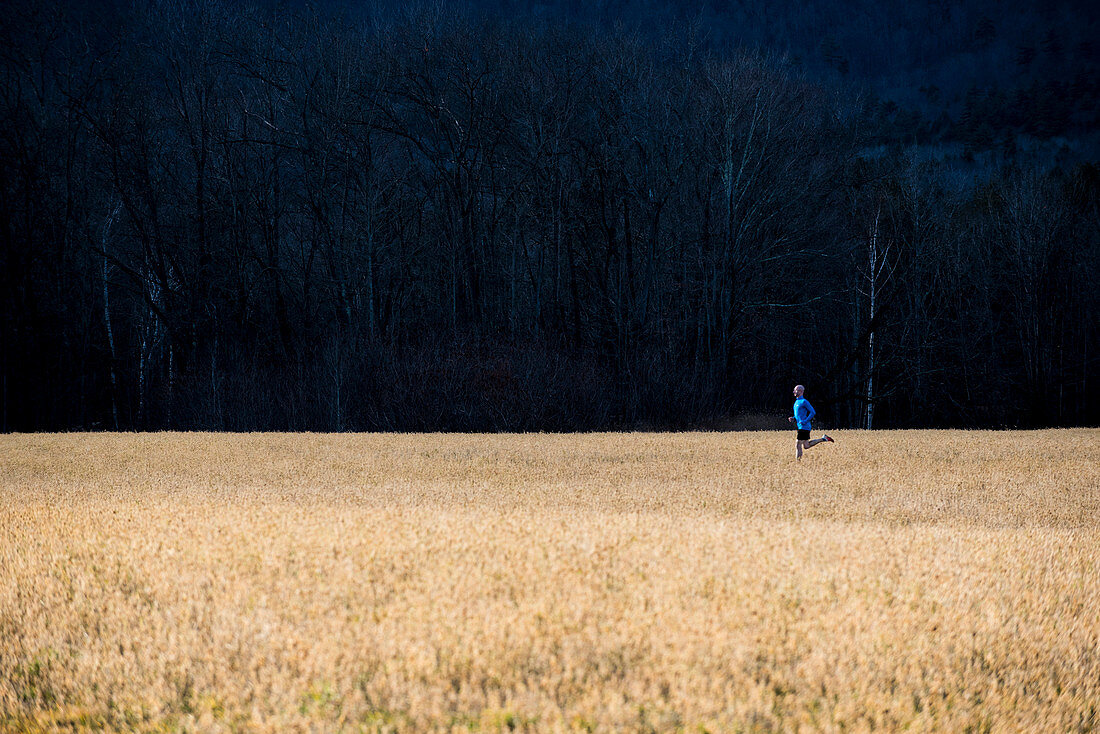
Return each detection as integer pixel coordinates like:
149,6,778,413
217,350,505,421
855,202,896,429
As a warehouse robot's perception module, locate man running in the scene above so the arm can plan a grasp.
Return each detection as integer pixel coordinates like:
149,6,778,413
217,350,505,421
788,384,834,460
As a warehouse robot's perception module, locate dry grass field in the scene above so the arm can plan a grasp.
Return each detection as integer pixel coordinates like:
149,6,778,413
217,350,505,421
1,430,1099,733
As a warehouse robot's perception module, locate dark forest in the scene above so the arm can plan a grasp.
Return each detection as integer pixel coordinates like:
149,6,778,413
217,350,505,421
2,0,1098,431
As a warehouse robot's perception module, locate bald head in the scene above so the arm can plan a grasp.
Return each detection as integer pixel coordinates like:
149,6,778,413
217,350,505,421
793,384,805,398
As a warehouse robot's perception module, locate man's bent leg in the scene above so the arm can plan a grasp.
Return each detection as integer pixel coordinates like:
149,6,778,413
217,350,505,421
804,437,827,449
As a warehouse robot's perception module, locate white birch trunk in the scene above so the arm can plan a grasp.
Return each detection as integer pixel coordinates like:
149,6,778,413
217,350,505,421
865,329,875,430
865,206,881,431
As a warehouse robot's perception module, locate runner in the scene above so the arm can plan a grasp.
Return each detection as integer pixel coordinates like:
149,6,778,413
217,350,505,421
788,384,834,460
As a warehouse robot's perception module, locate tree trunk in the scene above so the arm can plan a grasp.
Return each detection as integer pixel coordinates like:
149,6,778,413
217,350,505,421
865,205,881,431
101,202,122,430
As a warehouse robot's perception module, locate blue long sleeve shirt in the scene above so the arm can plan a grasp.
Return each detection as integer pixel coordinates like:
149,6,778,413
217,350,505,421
793,397,815,430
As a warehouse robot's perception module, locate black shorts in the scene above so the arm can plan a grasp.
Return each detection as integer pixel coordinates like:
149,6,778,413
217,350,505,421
796,429,810,440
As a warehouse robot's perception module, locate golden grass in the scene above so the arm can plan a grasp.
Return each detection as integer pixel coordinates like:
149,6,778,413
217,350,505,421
1,430,1098,733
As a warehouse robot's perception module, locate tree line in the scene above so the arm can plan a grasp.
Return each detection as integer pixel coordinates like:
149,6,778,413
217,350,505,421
2,1,1097,431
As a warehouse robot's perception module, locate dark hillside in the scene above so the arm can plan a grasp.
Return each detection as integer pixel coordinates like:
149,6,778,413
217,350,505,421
1,0,1096,431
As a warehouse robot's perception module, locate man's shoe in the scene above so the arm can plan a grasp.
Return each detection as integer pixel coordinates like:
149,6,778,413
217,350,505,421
823,434,835,443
